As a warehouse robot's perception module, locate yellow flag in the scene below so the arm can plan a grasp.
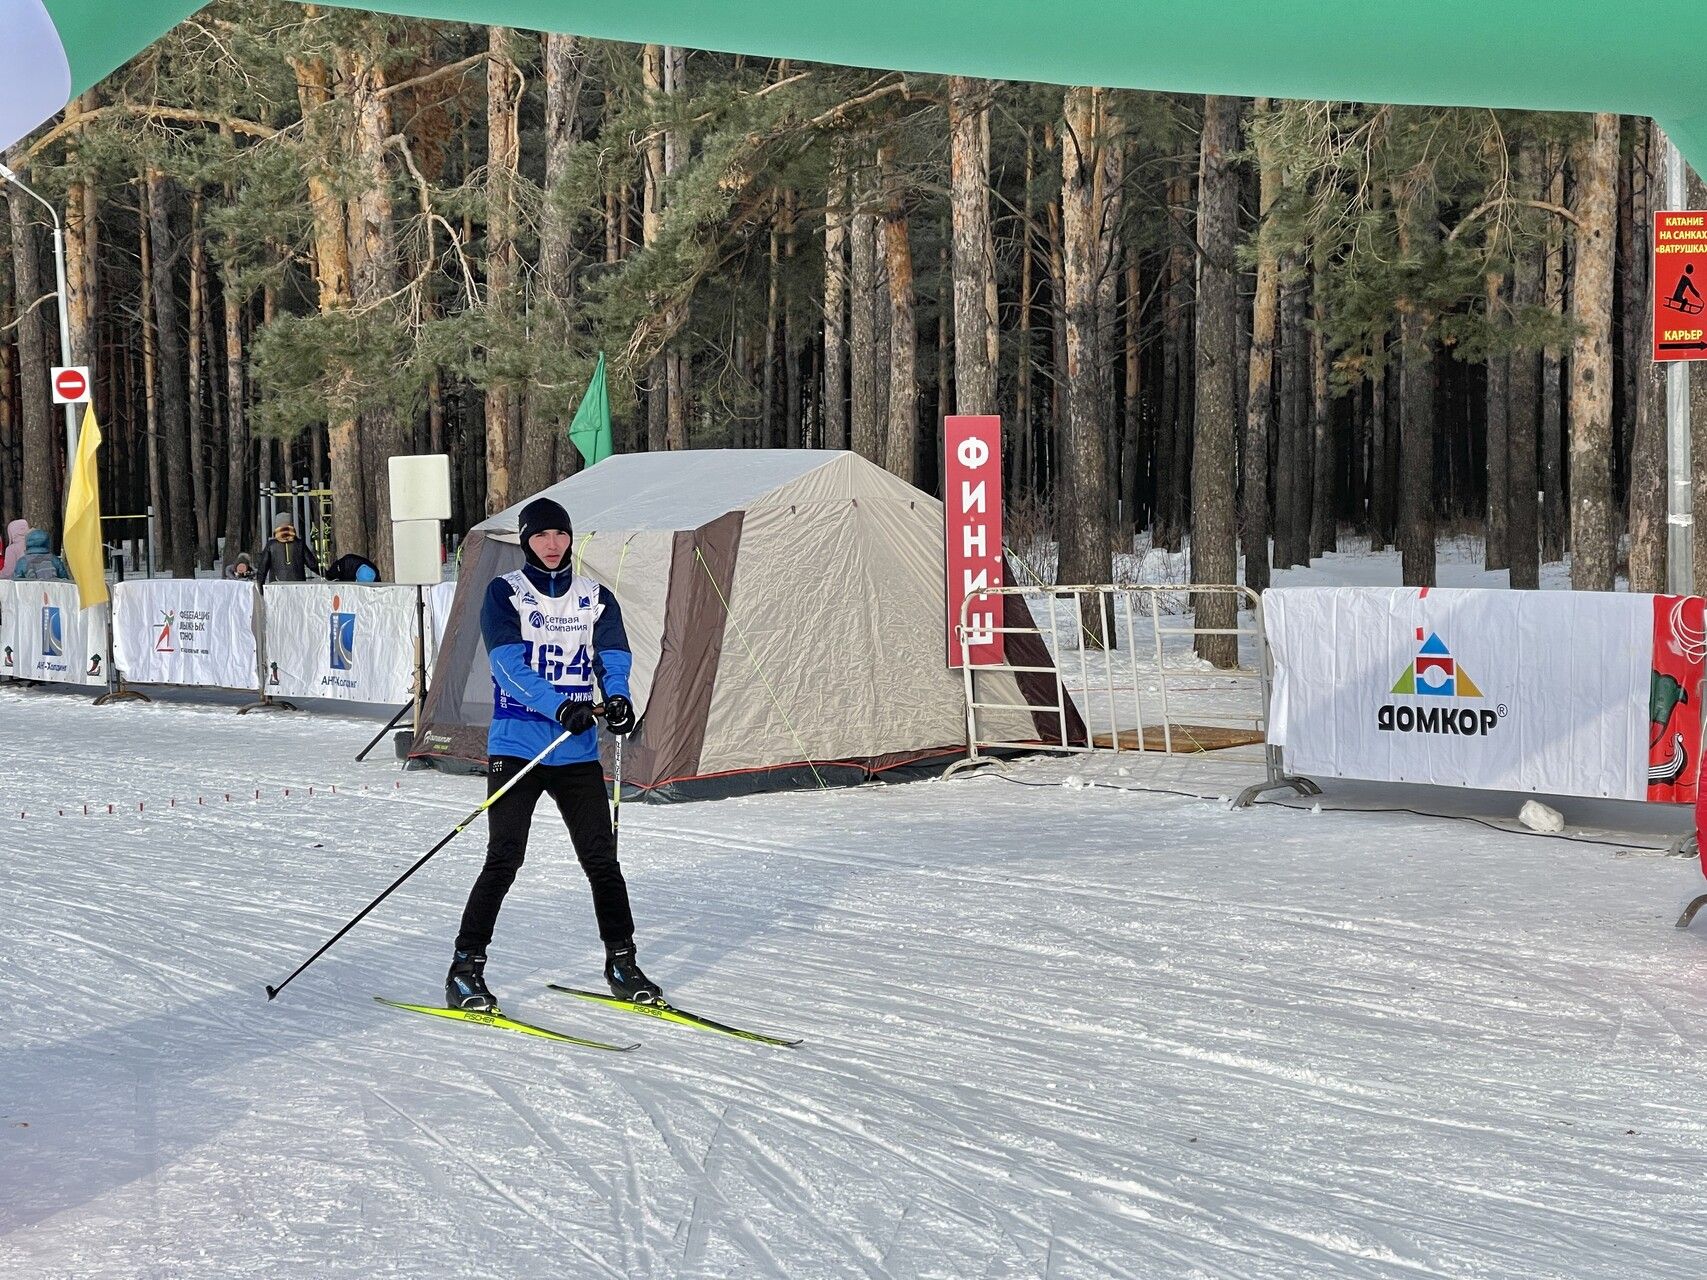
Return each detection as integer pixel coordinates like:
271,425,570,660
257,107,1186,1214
63,404,107,609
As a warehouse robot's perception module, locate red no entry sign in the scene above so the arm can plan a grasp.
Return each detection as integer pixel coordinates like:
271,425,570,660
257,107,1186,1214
1654,212,1707,362
51,365,90,403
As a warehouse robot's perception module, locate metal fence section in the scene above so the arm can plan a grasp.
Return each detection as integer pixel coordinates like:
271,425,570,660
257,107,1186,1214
949,582,1317,806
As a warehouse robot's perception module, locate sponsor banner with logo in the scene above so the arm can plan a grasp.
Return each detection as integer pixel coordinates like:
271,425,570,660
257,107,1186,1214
0,579,109,687
113,579,261,689
263,583,418,703
1266,587,1705,803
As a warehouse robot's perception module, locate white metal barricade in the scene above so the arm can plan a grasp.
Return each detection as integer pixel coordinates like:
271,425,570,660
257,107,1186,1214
949,582,1316,806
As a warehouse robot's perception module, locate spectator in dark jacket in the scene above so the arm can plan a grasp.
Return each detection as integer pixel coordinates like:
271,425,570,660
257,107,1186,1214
11,529,70,581
256,513,319,586
227,552,257,581
325,552,380,583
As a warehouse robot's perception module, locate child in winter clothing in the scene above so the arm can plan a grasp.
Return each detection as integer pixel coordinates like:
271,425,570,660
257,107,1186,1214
3,519,26,574
10,529,69,581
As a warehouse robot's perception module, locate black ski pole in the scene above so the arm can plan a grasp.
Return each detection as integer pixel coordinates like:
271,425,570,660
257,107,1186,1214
610,735,624,853
266,720,590,1000
354,700,412,763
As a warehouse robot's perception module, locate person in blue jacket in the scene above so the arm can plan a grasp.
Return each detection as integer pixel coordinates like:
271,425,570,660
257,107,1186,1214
446,497,656,1012
10,528,69,580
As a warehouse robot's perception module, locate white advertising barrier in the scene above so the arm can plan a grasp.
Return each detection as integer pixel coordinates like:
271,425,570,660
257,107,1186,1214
428,579,457,672
263,583,419,704
0,579,109,687
1265,586,1706,803
113,579,260,688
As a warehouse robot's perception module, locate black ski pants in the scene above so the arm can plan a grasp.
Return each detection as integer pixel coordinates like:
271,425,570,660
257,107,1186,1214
454,757,634,953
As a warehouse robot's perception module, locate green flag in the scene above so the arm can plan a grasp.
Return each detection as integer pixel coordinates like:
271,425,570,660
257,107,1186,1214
567,353,613,468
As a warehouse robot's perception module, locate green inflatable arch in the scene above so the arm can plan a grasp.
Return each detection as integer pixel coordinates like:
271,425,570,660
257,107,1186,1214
3,0,1705,163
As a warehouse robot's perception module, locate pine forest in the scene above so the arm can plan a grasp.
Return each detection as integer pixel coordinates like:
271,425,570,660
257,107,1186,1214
1,7,1694,636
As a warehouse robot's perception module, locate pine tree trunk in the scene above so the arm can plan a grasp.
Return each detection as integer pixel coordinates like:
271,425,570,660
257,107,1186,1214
1567,113,1619,592
1097,133,1124,529
1016,130,1035,496
1289,266,1314,566
144,169,196,579
203,278,226,547
1540,146,1568,561
530,31,587,488
291,32,364,559
1059,87,1113,640
1191,95,1240,667
1394,177,1437,588
141,208,163,568
936,225,952,435
484,27,522,514
259,283,276,503
343,40,403,571
880,146,918,483
1122,259,1142,538
1272,259,1303,567
5,150,55,530
784,191,804,450
949,76,998,415
1627,126,1667,594
1371,339,1392,547
850,159,882,463
0,260,16,524
823,152,849,451
1618,128,1645,513
1484,273,1510,570
1507,148,1543,589
1309,263,1333,559
1243,99,1279,592
221,252,248,565
763,214,779,445
662,46,690,450
1171,171,1197,550
604,186,622,265
1046,156,1067,504
187,197,215,567
642,44,667,452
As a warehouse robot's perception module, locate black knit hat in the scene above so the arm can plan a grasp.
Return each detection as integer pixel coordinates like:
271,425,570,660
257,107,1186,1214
518,497,572,570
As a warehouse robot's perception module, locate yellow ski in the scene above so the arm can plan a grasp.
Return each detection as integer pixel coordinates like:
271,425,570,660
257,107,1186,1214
374,997,639,1051
545,985,802,1047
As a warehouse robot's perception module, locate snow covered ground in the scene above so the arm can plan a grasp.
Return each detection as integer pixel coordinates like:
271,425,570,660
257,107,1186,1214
6,673,1707,1278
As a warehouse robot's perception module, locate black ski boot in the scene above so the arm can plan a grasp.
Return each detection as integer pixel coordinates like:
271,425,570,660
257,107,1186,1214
446,950,497,1012
604,944,663,1004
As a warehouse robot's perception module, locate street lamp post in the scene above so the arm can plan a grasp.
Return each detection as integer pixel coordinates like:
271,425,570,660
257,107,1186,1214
0,159,80,473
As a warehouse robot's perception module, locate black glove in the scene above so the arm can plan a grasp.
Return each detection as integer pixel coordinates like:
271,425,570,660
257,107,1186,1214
602,694,636,737
555,699,597,735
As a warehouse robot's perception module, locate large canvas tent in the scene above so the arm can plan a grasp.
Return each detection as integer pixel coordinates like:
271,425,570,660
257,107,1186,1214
415,449,1075,799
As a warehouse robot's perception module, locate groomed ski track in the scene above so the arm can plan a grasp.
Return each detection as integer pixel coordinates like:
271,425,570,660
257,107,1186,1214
3,684,1706,1278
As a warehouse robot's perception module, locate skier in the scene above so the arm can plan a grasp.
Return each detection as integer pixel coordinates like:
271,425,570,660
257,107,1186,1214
446,496,655,1013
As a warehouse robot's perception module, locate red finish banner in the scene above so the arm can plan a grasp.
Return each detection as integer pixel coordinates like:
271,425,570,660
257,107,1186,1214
943,416,1005,668
1654,211,1707,362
